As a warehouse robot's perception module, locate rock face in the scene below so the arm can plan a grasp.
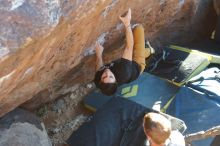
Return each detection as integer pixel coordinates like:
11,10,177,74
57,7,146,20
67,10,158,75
0,108,52,146
0,0,217,117
214,0,220,42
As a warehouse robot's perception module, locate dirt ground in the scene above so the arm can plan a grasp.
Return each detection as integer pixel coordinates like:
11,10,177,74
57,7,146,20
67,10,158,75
34,82,95,146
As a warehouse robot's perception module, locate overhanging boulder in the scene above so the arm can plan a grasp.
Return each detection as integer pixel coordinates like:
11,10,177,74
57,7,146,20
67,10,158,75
0,0,217,117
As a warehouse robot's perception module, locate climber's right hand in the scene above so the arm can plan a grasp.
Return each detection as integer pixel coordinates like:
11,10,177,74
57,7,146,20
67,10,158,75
119,8,131,28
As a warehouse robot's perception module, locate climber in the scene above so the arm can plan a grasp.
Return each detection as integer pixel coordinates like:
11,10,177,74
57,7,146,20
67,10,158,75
94,8,155,95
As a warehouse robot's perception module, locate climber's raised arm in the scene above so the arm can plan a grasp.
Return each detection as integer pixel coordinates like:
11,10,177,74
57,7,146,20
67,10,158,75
95,42,104,71
120,8,134,61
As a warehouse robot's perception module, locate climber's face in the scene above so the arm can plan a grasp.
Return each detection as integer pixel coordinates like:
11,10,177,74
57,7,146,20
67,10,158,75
101,69,116,83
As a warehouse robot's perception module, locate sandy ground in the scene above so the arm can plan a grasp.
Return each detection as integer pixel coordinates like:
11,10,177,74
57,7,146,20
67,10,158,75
34,83,95,146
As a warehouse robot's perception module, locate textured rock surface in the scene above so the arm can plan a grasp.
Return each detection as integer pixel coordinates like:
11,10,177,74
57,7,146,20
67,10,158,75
0,108,51,146
0,0,217,117
35,83,94,145
213,0,220,42
214,0,220,15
